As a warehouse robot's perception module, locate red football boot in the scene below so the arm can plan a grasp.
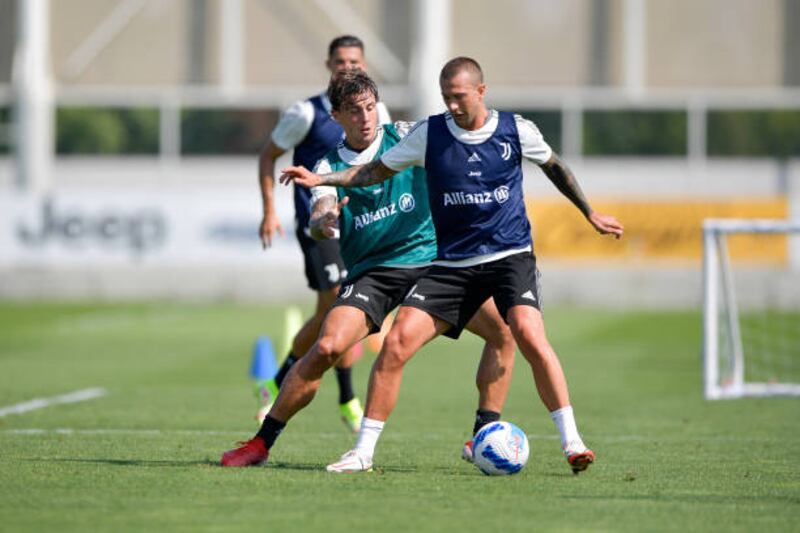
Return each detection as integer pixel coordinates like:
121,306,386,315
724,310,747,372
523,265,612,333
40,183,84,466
221,437,269,467
566,448,595,474
461,440,474,463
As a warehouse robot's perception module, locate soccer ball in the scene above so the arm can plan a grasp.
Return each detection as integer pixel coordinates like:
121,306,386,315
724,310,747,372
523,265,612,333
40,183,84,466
472,421,529,476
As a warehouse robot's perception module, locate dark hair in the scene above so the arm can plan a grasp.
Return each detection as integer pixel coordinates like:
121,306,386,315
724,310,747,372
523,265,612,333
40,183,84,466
328,70,379,112
328,35,364,58
440,56,484,83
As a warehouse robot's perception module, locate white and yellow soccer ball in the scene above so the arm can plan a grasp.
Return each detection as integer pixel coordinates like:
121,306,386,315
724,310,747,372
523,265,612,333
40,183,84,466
472,421,529,476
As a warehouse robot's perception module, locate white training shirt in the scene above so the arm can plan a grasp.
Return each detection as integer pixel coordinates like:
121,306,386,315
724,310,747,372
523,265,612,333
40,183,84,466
379,110,553,268
380,110,552,171
271,92,392,151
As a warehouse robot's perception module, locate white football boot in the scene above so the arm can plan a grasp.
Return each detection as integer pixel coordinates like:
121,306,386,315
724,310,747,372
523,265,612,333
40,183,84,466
326,449,373,473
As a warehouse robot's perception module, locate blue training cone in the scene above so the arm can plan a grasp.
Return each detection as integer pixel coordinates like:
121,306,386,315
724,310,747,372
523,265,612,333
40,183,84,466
250,336,278,381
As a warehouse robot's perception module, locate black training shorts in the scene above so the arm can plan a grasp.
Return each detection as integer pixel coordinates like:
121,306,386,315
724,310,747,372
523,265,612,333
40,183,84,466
295,227,348,291
331,266,430,333
402,251,541,339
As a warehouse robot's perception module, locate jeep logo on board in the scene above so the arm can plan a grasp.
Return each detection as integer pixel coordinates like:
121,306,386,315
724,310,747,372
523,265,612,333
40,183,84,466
16,198,167,257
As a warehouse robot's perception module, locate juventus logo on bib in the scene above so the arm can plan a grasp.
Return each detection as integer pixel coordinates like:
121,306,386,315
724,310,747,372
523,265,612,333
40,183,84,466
499,142,512,161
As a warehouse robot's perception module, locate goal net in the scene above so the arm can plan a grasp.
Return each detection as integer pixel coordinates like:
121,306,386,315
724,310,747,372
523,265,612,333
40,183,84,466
702,218,800,399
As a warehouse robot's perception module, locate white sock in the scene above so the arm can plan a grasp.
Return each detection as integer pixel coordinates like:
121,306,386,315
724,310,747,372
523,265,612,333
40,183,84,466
550,406,585,451
354,417,385,458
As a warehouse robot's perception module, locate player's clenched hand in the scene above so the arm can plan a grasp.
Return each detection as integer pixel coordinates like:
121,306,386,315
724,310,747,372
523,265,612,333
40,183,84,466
588,212,624,239
279,166,322,189
311,197,349,240
259,212,284,249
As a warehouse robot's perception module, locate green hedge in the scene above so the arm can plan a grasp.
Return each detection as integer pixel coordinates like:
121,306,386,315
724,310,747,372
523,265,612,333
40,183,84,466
708,110,800,158
56,107,158,154
181,109,277,155
584,110,687,156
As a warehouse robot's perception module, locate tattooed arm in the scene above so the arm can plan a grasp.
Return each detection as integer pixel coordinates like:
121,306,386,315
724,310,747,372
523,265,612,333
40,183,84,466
539,152,624,238
280,160,398,190
539,153,592,218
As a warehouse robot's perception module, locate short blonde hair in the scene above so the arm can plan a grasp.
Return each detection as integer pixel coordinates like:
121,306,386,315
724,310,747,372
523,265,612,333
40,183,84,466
440,57,484,84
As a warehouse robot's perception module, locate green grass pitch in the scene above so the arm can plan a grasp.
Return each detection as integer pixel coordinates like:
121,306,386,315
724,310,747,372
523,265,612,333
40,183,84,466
0,302,798,532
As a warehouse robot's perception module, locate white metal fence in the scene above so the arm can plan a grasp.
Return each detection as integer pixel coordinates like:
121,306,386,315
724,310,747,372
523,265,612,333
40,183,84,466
3,83,800,163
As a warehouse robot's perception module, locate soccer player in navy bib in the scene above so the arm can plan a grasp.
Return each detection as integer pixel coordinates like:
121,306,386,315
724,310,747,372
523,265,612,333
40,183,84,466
255,36,390,431
281,57,624,474
222,71,516,469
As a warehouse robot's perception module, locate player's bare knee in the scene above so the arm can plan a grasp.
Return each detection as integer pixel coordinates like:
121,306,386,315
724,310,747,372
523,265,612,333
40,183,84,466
315,335,343,367
378,331,413,369
508,319,526,344
510,323,547,360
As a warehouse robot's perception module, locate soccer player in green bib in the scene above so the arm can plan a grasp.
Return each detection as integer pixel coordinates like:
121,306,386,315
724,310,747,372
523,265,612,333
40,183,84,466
222,71,516,468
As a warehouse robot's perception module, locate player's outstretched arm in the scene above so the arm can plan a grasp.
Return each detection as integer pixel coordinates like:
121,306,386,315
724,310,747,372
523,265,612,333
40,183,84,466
539,152,624,239
258,141,287,249
309,194,349,241
281,160,398,189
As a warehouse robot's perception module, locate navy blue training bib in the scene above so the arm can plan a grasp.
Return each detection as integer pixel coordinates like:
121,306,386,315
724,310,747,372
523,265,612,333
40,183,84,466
424,112,532,260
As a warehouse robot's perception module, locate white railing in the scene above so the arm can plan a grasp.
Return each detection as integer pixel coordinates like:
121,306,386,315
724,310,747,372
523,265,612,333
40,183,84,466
3,83,800,162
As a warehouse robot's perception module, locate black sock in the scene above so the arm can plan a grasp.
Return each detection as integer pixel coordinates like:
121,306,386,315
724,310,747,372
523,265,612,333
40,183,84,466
335,366,355,405
274,353,298,388
472,409,501,436
256,415,287,449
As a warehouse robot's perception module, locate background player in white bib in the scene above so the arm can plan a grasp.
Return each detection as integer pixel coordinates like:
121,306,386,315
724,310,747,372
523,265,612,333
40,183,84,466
281,57,624,474
256,36,390,431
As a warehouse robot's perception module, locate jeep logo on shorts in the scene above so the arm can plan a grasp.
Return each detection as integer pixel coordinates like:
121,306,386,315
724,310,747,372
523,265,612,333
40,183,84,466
493,186,510,204
398,193,415,213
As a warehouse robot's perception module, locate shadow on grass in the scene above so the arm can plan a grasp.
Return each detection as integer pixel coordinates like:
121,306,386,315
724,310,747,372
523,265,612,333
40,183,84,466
34,457,483,477
33,457,215,468
262,461,328,472
266,461,419,474
540,470,585,479
267,461,481,476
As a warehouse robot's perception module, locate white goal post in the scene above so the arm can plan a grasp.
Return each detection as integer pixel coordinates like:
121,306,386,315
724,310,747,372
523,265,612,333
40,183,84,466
702,218,800,399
